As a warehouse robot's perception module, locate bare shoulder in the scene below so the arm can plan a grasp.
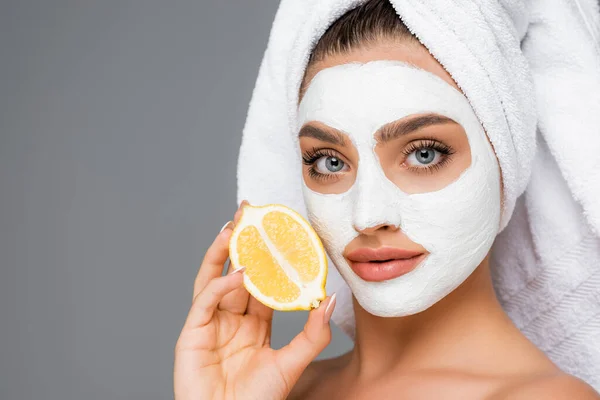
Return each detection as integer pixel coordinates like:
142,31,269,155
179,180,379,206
287,353,350,400
489,373,600,400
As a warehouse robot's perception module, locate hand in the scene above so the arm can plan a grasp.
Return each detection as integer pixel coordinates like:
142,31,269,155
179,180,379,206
174,201,337,400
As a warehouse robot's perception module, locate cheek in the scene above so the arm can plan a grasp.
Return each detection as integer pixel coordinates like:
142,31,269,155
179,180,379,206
398,146,502,254
301,185,358,252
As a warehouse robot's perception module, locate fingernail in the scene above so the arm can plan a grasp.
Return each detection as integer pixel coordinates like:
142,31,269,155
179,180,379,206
219,221,233,233
240,200,250,207
323,293,336,324
231,266,246,274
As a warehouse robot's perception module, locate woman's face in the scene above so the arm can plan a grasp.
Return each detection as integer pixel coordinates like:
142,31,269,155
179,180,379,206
296,39,502,317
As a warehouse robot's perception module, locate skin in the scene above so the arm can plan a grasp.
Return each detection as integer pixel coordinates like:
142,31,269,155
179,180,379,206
299,115,472,195
289,37,599,399
173,37,600,399
173,200,337,400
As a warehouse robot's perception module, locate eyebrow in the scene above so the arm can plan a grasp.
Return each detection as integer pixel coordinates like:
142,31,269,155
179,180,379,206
298,124,347,146
377,114,458,143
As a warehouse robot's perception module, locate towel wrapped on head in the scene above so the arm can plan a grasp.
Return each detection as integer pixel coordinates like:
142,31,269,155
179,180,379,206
237,0,600,388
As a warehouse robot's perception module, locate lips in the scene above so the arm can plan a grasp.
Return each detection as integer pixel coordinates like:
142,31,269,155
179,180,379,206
345,247,427,282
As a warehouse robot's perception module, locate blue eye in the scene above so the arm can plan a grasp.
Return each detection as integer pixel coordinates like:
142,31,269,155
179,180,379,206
301,148,351,181
415,148,436,164
316,156,345,173
406,147,441,167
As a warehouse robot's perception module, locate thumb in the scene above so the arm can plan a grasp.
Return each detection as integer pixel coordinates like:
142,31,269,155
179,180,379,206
274,293,337,384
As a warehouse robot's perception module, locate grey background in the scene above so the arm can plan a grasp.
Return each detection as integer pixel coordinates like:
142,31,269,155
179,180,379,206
0,1,352,399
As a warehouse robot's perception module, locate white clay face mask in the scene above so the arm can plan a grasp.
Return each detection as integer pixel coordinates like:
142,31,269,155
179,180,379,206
296,60,501,317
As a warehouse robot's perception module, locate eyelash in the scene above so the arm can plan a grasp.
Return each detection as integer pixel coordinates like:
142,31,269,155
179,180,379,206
302,147,345,181
301,139,456,181
401,138,455,174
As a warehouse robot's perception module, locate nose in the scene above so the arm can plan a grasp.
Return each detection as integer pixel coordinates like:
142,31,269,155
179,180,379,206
351,152,402,235
353,222,399,236
351,183,402,234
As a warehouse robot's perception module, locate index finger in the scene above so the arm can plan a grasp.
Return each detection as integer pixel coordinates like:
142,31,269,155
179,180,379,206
192,223,233,299
232,200,249,227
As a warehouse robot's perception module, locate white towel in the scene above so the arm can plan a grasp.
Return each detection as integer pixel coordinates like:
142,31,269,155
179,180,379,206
236,0,600,388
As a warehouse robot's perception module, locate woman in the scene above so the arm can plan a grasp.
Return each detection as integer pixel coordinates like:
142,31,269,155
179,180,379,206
174,1,600,398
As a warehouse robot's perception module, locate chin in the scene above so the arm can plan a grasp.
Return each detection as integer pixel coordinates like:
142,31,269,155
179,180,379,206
351,281,445,317
334,254,476,317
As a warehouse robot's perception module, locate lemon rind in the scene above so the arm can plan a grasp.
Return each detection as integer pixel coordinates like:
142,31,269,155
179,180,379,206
228,203,328,311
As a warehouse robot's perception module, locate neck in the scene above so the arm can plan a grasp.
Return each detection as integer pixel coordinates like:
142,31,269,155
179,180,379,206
347,257,520,379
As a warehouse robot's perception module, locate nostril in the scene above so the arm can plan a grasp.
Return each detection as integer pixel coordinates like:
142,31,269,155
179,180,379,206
385,224,401,232
354,222,398,235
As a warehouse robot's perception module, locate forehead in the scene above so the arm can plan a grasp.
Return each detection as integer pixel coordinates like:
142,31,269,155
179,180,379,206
296,61,471,136
299,40,461,102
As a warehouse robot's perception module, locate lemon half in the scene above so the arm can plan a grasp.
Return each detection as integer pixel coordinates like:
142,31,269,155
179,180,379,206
228,204,328,311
